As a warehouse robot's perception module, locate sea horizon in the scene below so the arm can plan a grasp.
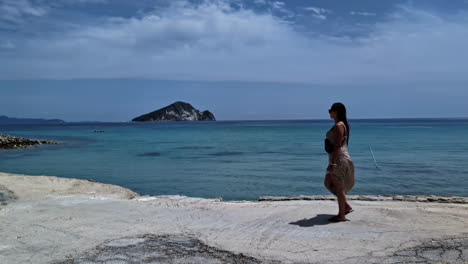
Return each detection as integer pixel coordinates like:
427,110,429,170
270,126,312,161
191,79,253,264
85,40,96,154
3,116,468,124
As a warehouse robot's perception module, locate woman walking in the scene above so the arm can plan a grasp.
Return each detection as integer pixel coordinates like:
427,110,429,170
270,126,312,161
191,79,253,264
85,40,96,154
324,103,355,222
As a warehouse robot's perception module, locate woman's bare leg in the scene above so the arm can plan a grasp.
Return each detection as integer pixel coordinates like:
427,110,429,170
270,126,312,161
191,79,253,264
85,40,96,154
330,176,347,220
335,189,347,220
345,201,352,212
324,173,336,195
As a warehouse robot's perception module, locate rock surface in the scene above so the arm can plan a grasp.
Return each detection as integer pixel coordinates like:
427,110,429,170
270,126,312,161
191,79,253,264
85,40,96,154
132,101,216,122
0,134,59,149
384,237,468,263
0,172,467,264
52,235,468,264
0,173,138,200
53,235,268,264
0,184,17,206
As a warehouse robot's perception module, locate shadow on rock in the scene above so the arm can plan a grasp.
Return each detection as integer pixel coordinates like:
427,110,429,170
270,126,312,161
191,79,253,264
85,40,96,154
289,214,336,227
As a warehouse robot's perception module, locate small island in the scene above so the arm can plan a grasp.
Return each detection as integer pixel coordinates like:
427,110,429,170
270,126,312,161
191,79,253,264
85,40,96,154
132,101,216,122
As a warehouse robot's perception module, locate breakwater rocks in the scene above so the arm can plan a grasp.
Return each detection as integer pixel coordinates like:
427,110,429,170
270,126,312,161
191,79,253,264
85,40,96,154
258,195,468,204
0,134,59,149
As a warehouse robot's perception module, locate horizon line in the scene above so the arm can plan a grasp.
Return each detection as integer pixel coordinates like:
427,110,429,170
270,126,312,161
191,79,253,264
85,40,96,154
62,117,468,123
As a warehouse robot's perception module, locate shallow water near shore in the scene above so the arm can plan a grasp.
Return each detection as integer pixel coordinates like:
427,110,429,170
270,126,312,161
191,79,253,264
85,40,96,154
1,119,467,200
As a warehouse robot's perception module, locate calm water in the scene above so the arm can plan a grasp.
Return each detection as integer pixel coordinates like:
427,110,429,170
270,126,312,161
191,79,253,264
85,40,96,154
1,119,467,200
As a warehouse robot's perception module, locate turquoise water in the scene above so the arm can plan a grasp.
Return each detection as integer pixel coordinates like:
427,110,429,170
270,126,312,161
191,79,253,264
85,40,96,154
1,119,467,200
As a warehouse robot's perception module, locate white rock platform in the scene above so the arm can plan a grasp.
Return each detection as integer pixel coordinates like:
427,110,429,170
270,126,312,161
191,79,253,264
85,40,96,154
1,172,467,264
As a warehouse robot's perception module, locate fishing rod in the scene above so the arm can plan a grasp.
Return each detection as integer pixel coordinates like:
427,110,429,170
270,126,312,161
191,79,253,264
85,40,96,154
369,145,380,170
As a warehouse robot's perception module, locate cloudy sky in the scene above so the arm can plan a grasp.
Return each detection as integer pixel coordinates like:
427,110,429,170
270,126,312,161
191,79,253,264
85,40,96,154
1,0,467,121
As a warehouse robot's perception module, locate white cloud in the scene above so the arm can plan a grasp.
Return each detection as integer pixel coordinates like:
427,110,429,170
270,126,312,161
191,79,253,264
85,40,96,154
304,6,329,14
303,6,330,20
55,0,108,4
72,0,108,3
0,0,107,28
312,14,326,20
1,2,468,86
253,0,285,10
350,11,377,17
269,1,294,18
70,2,294,53
0,0,47,23
271,1,284,9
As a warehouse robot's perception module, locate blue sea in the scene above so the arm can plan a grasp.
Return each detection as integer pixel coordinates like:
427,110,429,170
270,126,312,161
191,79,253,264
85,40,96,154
1,119,467,200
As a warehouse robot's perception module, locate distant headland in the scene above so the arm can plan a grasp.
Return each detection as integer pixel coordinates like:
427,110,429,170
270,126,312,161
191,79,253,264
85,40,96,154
0,115,65,125
132,101,216,122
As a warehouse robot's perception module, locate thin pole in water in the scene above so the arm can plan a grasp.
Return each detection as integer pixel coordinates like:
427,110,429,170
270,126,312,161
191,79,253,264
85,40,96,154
369,145,380,169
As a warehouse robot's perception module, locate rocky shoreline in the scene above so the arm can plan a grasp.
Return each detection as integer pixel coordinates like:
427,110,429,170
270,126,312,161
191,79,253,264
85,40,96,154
0,134,59,149
258,194,468,204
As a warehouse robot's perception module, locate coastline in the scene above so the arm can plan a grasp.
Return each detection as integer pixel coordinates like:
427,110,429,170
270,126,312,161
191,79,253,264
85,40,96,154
1,172,467,263
1,171,467,204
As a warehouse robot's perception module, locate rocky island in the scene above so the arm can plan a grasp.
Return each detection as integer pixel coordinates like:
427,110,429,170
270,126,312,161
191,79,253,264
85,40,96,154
132,101,215,122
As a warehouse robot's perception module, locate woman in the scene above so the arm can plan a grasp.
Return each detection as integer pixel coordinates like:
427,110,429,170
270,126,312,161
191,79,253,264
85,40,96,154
324,102,355,222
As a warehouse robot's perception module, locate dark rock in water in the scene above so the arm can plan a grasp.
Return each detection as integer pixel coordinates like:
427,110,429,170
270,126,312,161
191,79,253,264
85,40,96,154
0,115,65,124
0,134,59,149
132,101,216,122
176,146,214,150
208,152,243,156
137,152,161,157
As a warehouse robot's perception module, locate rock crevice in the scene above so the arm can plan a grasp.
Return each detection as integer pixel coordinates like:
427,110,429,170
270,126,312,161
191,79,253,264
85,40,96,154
53,234,271,264
0,184,17,206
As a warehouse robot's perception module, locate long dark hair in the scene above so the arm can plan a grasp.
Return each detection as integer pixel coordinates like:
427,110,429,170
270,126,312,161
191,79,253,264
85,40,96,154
330,102,350,144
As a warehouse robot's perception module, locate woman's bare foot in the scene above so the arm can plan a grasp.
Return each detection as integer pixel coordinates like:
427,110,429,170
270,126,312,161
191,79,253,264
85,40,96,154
328,215,349,222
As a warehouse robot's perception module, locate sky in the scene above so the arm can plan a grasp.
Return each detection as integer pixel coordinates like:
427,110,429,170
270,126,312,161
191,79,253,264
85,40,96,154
0,0,467,121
